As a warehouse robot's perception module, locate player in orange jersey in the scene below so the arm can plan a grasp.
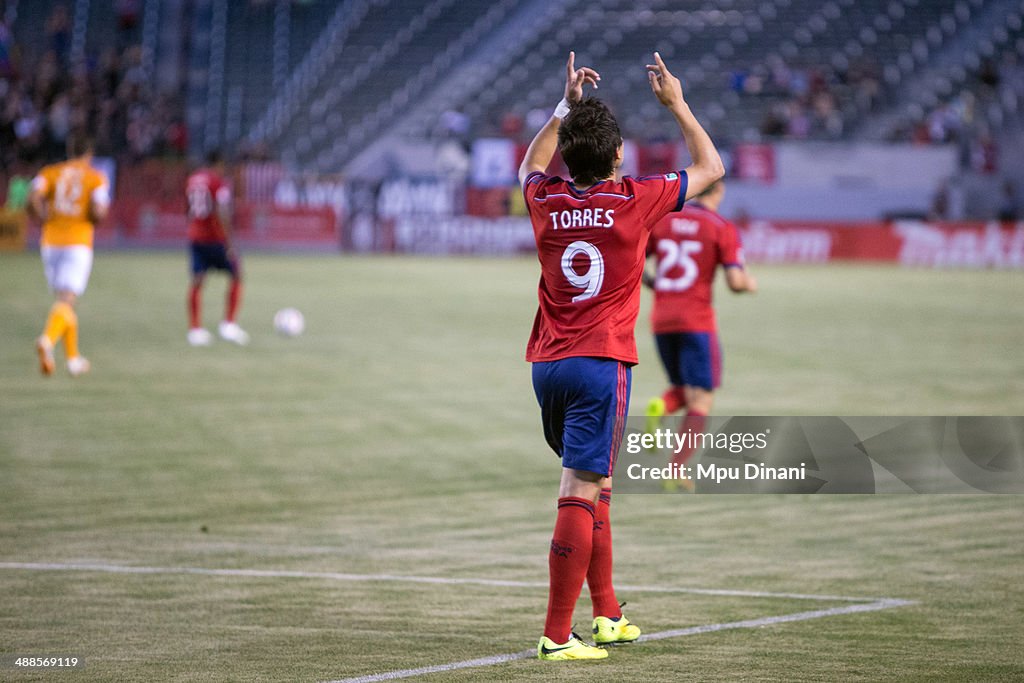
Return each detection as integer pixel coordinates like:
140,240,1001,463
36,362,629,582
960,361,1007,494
28,137,111,377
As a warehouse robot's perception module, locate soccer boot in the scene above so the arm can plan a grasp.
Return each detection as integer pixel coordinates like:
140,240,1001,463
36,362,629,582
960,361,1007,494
537,632,609,661
36,336,55,376
218,321,250,346
593,613,642,645
644,397,666,442
188,327,214,346
67,356,91,377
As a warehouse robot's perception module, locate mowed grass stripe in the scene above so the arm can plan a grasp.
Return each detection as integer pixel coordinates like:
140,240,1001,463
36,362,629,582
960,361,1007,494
0,561,886,602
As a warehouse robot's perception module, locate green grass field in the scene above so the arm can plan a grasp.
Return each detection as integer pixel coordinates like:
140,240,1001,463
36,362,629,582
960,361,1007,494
1,252,1022,682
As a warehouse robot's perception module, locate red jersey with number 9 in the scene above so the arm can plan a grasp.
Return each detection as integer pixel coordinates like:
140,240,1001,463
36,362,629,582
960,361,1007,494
186,169,231,243
647,202,744,334
524,170,687,364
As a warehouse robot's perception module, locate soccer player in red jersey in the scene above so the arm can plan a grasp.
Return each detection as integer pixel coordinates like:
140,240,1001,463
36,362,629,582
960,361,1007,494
185,150,248,346
643,180,757,487
520,51,724,660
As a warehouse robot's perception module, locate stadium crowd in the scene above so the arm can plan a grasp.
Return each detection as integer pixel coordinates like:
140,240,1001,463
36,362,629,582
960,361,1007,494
750,55,881,140
0,4,186,175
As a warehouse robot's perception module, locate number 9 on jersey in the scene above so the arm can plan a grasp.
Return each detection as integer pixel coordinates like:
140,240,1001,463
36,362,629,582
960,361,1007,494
561,241,605,303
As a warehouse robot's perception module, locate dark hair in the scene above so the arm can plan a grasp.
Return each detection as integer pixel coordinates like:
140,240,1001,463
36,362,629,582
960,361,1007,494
557,98,622,186
205,149,223,166
67,135,94,158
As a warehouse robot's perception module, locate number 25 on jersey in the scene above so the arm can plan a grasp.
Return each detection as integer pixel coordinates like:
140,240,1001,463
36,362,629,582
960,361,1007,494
655,238,702,292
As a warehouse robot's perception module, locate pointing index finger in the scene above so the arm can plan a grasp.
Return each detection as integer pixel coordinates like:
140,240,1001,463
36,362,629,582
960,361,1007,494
654,51,670,75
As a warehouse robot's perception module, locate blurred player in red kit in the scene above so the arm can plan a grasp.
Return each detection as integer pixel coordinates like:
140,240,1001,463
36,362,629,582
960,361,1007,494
643,179,757,489
519,51,723,660
185,150,248,346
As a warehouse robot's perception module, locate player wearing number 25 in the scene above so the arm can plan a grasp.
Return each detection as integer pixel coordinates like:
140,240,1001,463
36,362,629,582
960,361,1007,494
29,136,110,378
643,180,757,489
519,51,724,660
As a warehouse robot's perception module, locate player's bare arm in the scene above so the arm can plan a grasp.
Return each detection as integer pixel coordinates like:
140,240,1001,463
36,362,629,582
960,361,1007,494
216,189,236,253
88,186,111,224
646,52,724,199
89,204,109,224
218,204,234,244
27,182,48,224
725,267,758,293
517,51,600,186
641,254,656,290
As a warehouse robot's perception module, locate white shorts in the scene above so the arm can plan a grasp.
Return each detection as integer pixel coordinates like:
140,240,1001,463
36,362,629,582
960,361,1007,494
41,245,94,297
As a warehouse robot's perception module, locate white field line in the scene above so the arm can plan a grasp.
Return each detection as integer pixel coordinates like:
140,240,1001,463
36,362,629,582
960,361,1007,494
324,598,916,683
0,562,879,602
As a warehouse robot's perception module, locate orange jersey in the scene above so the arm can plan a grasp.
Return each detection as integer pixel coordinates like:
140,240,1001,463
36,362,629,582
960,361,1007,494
33,159,110,247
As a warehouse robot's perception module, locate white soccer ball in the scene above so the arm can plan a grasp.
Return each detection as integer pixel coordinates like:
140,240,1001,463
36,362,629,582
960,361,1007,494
273,308,305,337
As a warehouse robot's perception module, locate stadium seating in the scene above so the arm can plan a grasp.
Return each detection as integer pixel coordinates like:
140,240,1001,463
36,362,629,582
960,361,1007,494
249,0,1024,170
3,0,1021,174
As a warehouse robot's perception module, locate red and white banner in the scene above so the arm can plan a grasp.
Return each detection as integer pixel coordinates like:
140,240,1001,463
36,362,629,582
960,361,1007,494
732,144,776,183
108,199,338,249
739,220,1024,268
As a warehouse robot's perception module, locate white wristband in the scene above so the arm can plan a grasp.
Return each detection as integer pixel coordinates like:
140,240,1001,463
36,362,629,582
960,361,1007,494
553,98,571,119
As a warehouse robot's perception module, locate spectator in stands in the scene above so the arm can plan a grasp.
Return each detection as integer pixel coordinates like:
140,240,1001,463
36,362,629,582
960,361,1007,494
116,0,141,47
759,103,787,138
978,57,1000,91
998,53,1024,110
997,180,1020,223
784,100,810,139
0,15,13,79
0,89,16,168
969,130,998,174
46,92,71,159
0,20,184,167
930,178,966,222
45,4,72,68
930,181,950,221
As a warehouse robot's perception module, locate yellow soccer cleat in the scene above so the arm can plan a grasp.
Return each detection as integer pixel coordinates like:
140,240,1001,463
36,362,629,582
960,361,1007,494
537,633,609,661
644,397,666,440
593,614,642,645
36,336,55,376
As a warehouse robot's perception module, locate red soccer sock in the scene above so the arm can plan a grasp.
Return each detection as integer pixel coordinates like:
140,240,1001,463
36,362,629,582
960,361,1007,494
226,279,242,323
188,284,202,329
544,496,595,643
588,487,621,619
671,410,708,468
661,386,686,414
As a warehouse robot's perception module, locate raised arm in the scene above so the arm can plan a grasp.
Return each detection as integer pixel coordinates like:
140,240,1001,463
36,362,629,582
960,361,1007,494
518,51,600,186
646,52,725,199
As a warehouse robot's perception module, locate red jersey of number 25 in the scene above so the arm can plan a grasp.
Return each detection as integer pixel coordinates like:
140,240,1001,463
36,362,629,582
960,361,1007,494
186,169,232,243
647,202,745,334
524,169,688,364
